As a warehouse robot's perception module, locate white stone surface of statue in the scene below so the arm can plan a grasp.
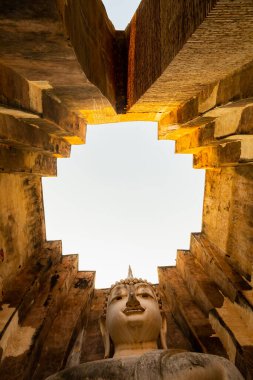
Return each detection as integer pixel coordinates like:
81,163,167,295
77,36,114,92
46,274,244,380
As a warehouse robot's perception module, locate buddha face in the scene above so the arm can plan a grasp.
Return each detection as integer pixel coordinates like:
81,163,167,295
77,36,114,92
105,282,163,348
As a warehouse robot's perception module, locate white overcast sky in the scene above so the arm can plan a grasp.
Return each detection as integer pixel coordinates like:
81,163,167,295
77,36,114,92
102,0,142,29
42,1,205,289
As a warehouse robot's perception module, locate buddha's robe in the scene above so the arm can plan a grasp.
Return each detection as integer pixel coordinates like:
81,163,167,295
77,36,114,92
46,350,244,380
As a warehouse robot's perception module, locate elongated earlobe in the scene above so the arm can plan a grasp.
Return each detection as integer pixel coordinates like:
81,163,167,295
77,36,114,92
99,316,111,359
160,311,168,350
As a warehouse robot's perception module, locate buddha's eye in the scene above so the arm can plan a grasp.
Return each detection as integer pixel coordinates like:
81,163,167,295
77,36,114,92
111,295,123,302
139,293,151,298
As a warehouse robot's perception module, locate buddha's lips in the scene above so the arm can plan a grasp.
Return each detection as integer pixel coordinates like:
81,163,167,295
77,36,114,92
123,306,145,315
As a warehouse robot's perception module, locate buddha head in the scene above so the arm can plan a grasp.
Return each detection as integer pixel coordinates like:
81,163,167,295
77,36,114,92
100,268,168,359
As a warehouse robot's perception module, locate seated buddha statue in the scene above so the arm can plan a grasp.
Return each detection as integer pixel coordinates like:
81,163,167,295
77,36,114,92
47,268,244,380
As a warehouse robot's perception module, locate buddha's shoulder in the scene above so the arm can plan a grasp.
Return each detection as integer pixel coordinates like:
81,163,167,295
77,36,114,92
46,350,244,380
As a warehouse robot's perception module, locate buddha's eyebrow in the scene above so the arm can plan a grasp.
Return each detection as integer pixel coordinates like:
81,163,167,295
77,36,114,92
135,284,154,293
111,286,127,296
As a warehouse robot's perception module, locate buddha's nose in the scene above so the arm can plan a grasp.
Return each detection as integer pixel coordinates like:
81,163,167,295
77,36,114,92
126,288,140,308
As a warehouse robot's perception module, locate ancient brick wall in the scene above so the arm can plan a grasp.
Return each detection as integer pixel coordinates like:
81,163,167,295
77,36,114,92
0,0,252,379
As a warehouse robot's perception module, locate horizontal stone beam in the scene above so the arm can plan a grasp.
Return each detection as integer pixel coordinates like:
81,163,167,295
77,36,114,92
159,96,253,145
0,146,57,176
0,62,31,111
205,99,253,138
5,84,87,144
176,129,253,156
42,91,86,144
193,137,253,169
0,112,71,157
175,123,215,154
205,98,253,138
157,63,253,132
0,63,87,144
158,115,213,140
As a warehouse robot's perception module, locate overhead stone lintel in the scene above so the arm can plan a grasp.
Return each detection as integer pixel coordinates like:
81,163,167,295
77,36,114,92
175,123,215,154
42,91,87,145
0,63,87,144
204,98,253,138
0,112,71,158
193,138,253,169
0,146,57,176
28,81,53,114
159,97,253,143
158,115,215,141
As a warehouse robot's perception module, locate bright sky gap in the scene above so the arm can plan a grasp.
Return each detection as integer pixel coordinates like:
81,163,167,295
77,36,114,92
42,122,204,288
101,0,142,29
42,1,205,288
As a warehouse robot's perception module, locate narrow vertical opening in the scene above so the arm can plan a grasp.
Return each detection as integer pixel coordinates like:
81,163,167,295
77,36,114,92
102,0,142,30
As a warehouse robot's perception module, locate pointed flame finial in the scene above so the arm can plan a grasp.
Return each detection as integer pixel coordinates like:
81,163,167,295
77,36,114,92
128,265,133,279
